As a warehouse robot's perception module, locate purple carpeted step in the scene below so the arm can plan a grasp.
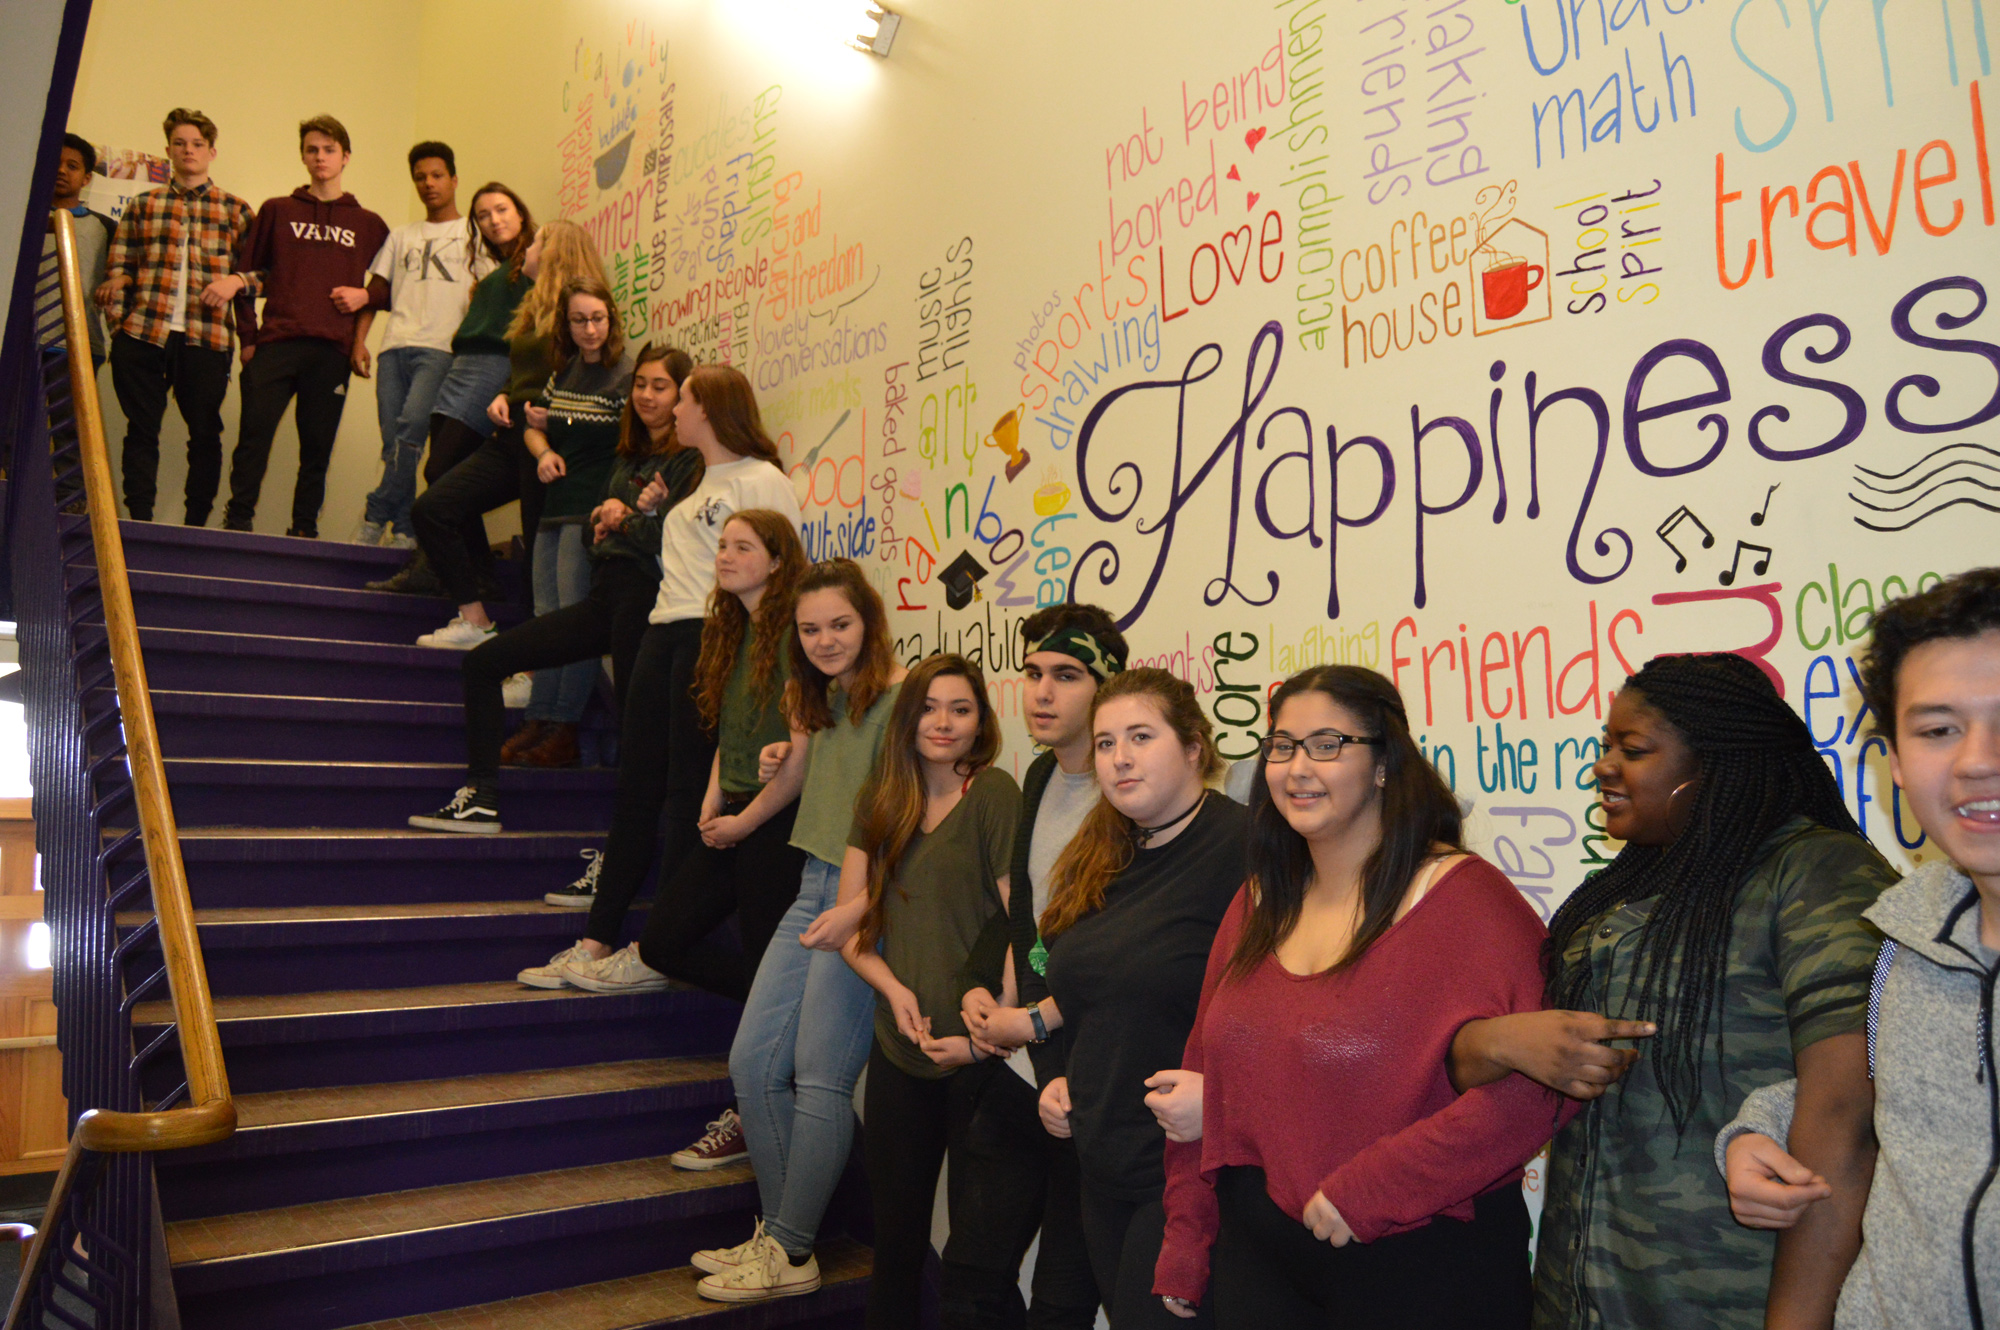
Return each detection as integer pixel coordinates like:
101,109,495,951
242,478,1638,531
133,982,740,1096
132,624,493,704
117,899,669,997
111,518,411,589
130,568,473,644
162,758,616,831
149,689,617,765
169,829,615,908
156,1057,737,1219
167,1160,764,1330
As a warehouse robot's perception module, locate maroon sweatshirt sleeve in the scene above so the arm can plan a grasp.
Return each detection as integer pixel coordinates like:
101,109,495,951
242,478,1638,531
232,203,276,348
1153,886,1250,1307
1316,868,1570,1243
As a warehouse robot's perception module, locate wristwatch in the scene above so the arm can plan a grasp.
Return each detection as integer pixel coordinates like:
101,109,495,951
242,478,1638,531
1028,1004,1048,1044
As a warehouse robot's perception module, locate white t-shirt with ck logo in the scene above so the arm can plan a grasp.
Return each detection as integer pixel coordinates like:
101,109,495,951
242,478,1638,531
365,218,492,353
650,455,802,625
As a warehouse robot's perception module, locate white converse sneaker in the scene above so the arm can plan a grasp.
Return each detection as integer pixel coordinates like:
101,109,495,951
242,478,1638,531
517,940,597,990
691,1219,767,1275
696,1233,820,1303
672,1108,748,1170
352,518,387,546
382,527,418,549
562,942,670,993
416,616,497,649
501,672,533,708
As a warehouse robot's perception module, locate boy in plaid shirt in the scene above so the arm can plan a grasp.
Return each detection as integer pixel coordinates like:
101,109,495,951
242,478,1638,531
97,108,257,526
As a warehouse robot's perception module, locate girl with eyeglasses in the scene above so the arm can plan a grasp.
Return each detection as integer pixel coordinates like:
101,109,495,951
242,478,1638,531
1152,665,1561,1329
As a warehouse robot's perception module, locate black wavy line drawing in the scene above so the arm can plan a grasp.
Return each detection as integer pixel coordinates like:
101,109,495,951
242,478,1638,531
1855,440,2000,480
1853,494,2000,532
1852,456,2000,494
1850,474,2000,512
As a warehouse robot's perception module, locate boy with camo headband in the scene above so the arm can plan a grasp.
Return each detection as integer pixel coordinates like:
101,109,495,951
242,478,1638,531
948,604,1128,1329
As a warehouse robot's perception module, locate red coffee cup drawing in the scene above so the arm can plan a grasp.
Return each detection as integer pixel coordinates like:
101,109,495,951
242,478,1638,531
1481,259,1544,321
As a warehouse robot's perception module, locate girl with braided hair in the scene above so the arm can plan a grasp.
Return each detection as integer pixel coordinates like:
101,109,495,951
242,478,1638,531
1449,652,1893,1330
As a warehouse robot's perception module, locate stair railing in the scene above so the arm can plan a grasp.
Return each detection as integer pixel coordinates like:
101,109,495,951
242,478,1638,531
3,210,236,1330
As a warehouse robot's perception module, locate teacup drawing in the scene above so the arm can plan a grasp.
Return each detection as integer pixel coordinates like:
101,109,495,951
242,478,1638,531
1481,259,1544,321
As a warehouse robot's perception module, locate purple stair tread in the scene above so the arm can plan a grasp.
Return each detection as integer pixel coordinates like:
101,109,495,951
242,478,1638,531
156,828,613,908
106,517,411,590
167,827,607,861
167,1156,760,1292
148,688,615,763
122,899,644,946
162,757,616,831
163,756,616,785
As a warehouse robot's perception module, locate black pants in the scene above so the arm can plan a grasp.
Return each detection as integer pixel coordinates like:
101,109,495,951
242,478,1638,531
461,557,659,783
410,424,542,604
108,331,231,523
1209,1168,1530,1329
582,618,712,949
940,1063,1074,1330
1032,1136,1103,1329
635,799,804,1000
1079,1181,1212,1329
225,337,350,533
425,413,484,485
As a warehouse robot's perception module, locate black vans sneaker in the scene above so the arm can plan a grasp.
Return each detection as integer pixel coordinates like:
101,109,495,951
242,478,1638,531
409,785,502,834
544,848,602,907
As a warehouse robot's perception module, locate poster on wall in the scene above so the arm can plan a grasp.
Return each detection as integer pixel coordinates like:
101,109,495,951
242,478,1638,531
550,0,1992,906
83,145,169,223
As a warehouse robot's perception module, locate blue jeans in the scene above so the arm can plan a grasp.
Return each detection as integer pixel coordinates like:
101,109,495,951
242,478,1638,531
729,856,878,1258
526,523,598,723
365,345,454,530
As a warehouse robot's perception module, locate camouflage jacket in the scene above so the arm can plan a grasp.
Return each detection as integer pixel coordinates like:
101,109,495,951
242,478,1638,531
1532,816,1895,1330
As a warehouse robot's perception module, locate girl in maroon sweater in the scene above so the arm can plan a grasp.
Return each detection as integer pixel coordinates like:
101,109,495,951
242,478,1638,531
1154,665,1565,1328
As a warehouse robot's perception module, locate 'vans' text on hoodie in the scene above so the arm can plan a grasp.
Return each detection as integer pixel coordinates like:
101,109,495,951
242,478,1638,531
233,187,388,350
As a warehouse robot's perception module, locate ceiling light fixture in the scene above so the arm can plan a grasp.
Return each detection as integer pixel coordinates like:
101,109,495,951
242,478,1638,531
850,5,901,56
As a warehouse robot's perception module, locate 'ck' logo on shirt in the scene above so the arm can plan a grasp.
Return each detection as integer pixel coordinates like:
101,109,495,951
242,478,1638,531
402,240,457,281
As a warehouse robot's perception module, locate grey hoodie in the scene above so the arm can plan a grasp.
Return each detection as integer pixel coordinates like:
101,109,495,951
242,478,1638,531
1716,860,2000,1330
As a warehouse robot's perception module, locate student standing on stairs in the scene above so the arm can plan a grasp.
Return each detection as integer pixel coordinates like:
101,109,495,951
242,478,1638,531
507,365,798,973
566,509,809,993
97,107,256,527
337,142,487,549
692,559,906,1303
221,115,389,538
959,604,1129,1330
42,133,113,369
405,218,605,644
844,655,1025,1328
365,182,536,592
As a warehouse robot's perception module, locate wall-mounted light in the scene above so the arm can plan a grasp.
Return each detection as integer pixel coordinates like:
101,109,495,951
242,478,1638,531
850,5,901,56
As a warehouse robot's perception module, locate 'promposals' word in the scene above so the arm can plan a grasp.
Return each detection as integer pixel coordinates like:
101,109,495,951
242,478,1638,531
1068,274,2000,629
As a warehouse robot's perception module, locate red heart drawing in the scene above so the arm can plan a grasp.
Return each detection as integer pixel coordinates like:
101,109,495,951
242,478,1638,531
1246,190,1261,210
1219,226,1253,284
1244,126,1267,152
1226,164,1241,181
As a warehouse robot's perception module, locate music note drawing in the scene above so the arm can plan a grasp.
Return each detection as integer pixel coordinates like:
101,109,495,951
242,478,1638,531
1656,506,1714,573
1718,540,1772,586
1750,485,1778,527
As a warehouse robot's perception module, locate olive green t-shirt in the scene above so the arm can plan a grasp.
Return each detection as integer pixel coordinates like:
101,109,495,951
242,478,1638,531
718,627,792,797
789,681,902,865
857,765,1021,1080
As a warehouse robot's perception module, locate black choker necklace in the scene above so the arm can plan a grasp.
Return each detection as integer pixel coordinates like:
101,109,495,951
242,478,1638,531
1133,791,1206,847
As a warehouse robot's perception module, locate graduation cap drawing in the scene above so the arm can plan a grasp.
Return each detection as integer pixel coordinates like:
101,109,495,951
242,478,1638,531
941,550,988,610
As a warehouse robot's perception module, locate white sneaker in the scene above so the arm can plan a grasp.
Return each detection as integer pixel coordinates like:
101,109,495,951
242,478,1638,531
352,518,387,546
696,1233,820,1303
562,942,670,993
692,1219,767,1275
382,527,418,549
417,616,497,649
518,940,596,989
501,673,533,708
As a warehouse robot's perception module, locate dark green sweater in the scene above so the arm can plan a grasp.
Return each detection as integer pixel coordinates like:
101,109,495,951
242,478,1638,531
589,446,703,565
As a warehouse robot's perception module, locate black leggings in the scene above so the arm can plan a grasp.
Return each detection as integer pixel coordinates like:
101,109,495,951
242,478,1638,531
582,618,712,948
635,798,804,1001
1079,1181,1212,1329
1031,1137,1102,1329
409,423,542,604
460,557,659,783
939,1062,1075,1330
425,413,485,485
1208,1167,1530,1329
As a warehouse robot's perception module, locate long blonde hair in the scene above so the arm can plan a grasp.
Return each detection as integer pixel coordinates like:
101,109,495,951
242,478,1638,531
507,219,607,345
1039,669,1222,941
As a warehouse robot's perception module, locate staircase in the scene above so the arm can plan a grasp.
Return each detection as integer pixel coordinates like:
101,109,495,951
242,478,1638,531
96,521,869,1329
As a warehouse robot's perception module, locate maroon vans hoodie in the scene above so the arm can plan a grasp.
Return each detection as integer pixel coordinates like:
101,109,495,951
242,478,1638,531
233,186,388,349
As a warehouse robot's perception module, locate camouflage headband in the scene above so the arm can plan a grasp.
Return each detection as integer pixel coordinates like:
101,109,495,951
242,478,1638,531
1025,625,1125,681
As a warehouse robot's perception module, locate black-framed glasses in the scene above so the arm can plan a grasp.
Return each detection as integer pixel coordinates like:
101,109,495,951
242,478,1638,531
1259,730,1382,763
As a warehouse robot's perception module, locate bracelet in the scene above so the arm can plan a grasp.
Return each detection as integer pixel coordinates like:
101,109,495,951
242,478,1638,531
1163,1296,1192,1309
1028,1004,1048,1044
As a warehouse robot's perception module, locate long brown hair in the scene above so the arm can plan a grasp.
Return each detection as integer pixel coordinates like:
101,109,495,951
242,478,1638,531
684,365,782,463
1228,666,1463,982
467,181,536,277
853,654,1003,951
619,344,695,459
1039,669,1222,941
507,219,606,344
694,510,807,733
785,559,895,732
549,276,624,373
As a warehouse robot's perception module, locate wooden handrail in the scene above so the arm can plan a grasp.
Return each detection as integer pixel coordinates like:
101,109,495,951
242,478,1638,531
49,211,235,1152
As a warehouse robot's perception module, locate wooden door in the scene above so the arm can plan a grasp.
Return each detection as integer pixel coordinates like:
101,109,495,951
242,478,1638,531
0,800,65,1175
